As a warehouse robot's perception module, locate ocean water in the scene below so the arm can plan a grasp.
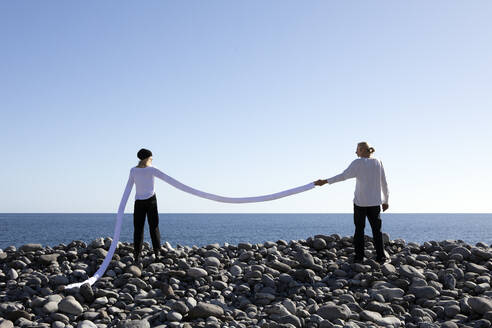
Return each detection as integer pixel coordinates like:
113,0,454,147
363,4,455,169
0,213,491,250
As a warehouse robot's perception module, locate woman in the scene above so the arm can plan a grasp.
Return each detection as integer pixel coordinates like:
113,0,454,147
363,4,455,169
315,142,389,264
124,148,163,261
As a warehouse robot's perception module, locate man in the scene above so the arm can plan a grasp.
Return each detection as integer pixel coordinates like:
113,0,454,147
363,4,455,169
315,142,389,264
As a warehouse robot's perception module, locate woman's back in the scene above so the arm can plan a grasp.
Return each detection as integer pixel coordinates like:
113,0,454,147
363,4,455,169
131,166,157,200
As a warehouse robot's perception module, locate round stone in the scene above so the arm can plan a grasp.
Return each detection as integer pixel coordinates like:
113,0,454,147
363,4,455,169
187,268,208,279
167,311,183,322
230,265,242,276
444,305,460,318
205,257,221,267
58,296,83,316
77,320,97,328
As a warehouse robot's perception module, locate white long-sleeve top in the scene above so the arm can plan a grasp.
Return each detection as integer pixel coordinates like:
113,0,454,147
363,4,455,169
327,157,389,207
123,166,169,200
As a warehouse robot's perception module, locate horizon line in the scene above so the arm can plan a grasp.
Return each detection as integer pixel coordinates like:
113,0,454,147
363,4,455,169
1,212,491,215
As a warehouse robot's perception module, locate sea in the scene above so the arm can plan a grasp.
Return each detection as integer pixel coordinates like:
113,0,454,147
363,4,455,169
0,213,491,250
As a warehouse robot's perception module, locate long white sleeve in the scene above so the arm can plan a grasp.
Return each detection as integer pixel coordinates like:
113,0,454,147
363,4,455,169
326,160,358,184
152,167,314,203
325,158,388,207
65,170,134,289
119,172,134,213
381,162,389,204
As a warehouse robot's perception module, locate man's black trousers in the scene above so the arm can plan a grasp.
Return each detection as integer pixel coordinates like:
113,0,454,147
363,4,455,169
353,204,385,260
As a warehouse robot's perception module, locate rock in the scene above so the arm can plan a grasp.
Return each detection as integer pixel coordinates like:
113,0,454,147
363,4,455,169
312,238,327,250
269,260,292,273
471,247,492,260
148,262,166,272
187,267,208,279
239,251,252,261
469,297,492,314
83,312,100,320
371,288,405,301
188,302,224,319
171,301,189,315
77,320,97,328
117,320,150,328
230,265,242,276
79,283,95,303
42,301,59,313
366,301,392,314
411,286,440,299
256,292,276,304
5,310,32,322
205,257,221,267
359,310,401,328
128,277,148,289
450,246,471,259
212,280,228,290
381,263,397,276
93,248,108,258
50,313,69,323
444,304,460,318
467,263,489,274
353,263,371,273
90,238,105,248
399,264,425,279
167,311,183,322
443,273,456,290
474,319,491,328
126,265,142,277
283,299,297,315
266,304,291,316
317,303,350,321
441,321,459,328
278,314,302,328
19,243,43,252
291,269,314,283
58,296,84,315
52,275,69,285
185,297,197,309
0,320,14,328
50,322,64,328
15,317,35,327
7,268,18,280
296,250,316,267
39,254,60,265
94,296,108,305
160,283,174,296
238,243,252,250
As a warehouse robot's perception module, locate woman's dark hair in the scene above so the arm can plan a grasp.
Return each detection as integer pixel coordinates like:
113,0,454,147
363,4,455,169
137,148,152,160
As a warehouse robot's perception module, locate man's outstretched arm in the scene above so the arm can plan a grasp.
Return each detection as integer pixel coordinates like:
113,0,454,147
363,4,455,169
315,160,358,186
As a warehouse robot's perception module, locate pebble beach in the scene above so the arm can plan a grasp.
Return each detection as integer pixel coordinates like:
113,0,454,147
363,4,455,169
0,234,491,328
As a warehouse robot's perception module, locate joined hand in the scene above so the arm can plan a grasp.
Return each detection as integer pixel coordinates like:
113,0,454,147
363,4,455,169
314,179,328,186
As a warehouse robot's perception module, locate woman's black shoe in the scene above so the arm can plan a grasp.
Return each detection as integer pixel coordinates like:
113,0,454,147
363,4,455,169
376,257,388,264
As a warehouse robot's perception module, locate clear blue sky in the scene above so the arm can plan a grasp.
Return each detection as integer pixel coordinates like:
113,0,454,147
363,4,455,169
1,1,491,213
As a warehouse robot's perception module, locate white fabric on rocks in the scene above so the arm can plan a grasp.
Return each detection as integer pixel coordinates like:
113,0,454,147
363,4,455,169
65,169,314,289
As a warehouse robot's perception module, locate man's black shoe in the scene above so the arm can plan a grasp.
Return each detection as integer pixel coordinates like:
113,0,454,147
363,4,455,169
354,257,364,264
376,257,388,264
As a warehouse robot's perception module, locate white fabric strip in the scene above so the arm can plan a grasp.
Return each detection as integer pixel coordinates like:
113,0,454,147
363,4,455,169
65,174,315,289
155,170,315,203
